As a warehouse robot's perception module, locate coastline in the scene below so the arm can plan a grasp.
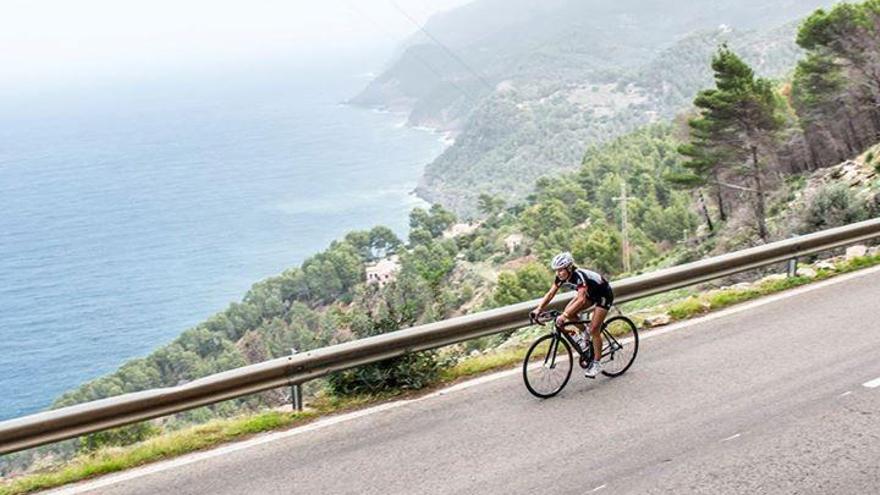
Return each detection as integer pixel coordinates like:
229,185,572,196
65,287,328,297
408,124,455,203
1,73,453,423
342,99,457,204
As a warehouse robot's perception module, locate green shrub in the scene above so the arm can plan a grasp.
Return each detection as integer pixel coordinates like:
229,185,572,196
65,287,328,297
667,296,707,319
709,287,763,308
77,422,160,454
837,253,880,272
757,276,808,293
326,351,445,396
800,183,869,233
490,262,550,307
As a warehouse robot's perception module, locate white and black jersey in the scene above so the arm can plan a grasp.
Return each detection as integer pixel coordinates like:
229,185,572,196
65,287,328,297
554,267,614,309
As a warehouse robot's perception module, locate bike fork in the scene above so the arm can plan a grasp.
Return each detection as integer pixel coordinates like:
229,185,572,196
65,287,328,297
544,334,560,368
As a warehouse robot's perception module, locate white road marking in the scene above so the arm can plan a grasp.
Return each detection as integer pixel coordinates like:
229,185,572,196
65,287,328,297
721,433,741,442
862,377,880,388
839,391,853,397
45,263,880,494
591,484,608,492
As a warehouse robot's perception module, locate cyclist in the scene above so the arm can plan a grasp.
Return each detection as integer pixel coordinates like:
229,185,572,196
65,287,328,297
530,252,614,378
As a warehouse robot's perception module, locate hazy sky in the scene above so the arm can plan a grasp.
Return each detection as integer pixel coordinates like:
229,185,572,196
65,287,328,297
0,0,471,87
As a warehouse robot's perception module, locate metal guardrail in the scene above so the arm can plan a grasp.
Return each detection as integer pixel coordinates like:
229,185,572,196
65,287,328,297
1,218,879,455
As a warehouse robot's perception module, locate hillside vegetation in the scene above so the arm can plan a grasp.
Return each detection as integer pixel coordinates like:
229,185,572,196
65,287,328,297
351,0,836,213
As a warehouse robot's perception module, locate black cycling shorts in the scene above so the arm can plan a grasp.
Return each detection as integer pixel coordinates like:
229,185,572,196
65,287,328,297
589,281,614,310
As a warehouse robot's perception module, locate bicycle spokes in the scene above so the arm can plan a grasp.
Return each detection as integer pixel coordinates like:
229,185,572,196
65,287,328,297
599,316,639,376
523,334,573,398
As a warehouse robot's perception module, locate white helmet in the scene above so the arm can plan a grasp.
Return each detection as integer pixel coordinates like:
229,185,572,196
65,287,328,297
550,252,574,270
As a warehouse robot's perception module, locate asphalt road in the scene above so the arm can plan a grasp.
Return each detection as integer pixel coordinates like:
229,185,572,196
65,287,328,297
55,267,880,494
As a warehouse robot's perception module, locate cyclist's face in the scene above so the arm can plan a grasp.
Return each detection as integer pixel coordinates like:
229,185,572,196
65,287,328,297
556,267,570,279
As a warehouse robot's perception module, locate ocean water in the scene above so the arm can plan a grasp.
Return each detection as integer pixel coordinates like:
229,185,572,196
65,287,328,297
0,59,445,421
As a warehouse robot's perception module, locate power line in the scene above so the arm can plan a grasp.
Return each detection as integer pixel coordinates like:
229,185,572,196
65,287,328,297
341,0,479,103
389,0,495,93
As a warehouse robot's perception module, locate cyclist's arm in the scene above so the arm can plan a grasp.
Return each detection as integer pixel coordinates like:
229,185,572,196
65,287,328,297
561,286,588,319
534,283,559,313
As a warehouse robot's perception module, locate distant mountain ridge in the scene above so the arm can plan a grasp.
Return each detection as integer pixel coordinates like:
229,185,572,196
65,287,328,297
351,0,836,214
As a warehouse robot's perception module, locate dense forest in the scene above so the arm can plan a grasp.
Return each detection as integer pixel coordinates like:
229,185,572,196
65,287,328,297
4,0,880,476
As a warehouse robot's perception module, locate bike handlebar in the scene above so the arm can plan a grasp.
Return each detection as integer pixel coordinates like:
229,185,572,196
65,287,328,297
529,309,560,325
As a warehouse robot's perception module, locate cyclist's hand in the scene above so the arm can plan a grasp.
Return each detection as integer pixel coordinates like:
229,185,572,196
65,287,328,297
529,308,541,323
555,314,567,328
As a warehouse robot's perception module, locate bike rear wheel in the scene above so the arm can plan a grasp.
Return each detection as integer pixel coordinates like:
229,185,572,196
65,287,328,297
522,334,573,398
600,316,638,377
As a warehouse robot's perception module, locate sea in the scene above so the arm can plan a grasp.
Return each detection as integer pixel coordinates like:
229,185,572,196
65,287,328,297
0,55,447,421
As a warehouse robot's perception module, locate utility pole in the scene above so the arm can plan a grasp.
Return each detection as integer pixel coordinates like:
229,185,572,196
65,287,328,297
613,181,631,273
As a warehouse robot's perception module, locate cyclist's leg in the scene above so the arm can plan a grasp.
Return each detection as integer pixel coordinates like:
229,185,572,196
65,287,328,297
568,319,588,353
558,305,588,342
588,306,607,362
555,312,580,334
589,286,614,361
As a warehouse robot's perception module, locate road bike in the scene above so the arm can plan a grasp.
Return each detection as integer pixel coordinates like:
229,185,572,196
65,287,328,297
523,308,639,398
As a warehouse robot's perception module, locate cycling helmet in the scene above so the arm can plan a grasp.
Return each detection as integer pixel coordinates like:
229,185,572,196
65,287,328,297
550,252,574,270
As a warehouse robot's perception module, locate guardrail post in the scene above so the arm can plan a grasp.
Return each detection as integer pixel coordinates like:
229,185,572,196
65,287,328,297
290,348,303,412
787,233,801,278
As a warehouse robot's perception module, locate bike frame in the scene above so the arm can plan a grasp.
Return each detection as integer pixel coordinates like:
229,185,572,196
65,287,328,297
547,318,624,363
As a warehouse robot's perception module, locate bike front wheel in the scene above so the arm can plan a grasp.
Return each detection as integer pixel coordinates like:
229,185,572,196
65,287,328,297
600,316,639,377
523,334,573,398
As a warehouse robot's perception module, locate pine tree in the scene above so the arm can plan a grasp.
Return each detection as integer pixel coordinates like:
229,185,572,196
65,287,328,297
671,136,724,232
679,45,784,241
793,1,880,164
